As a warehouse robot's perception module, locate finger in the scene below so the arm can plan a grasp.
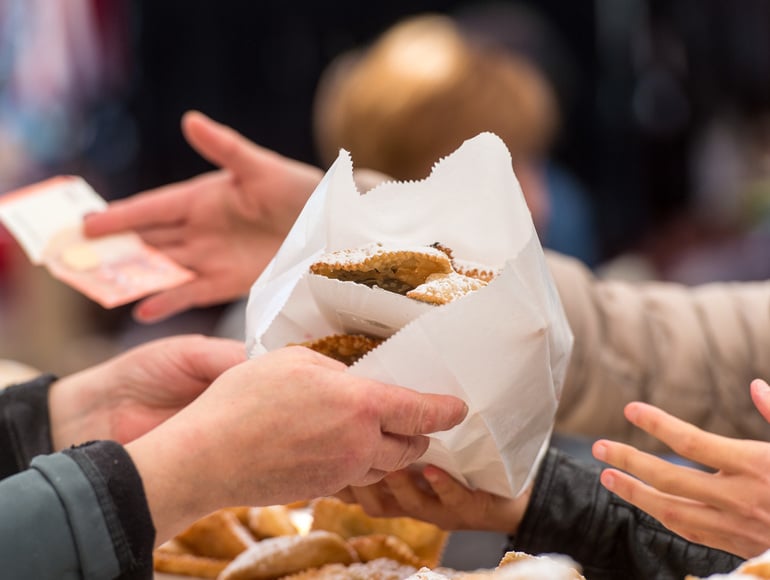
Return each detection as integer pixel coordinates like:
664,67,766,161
593,440,718,506
131,280,217,323
84,170,228,238
347,482,397,517
751,379,770,423
599,468,737,543
603,467,768,558
183,337,247,381
623,402,750,472
373,387,468,436
385,469,439,514
137,225,187,248
372,434,430,473
352,468,389,488
334,487,357,503
422,465,474,510
182,110,269,178
83,183,189,237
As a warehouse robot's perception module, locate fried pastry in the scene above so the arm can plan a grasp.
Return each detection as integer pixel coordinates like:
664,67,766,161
175,509,255,560
294,334,383,366
218,530,359,580
740,561,770,577
247,505,299,538
429,243,497,283
406,272,487,305
496,551,584,579
311,497,448,568
310,244,453,294
153,550,230,579
348,534,424,568
281,557,419,580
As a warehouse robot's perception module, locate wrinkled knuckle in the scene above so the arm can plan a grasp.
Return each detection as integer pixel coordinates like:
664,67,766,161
393,438,421,470
672,433,698,458
733,499,762,522
658,506,683,529
441,489,465,509
411,399,432,433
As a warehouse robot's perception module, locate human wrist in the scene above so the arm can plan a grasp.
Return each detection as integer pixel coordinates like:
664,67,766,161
48,366,105,450
125,421,218,545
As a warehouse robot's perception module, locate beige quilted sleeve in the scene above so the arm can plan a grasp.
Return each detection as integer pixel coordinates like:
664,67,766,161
547,251,770,451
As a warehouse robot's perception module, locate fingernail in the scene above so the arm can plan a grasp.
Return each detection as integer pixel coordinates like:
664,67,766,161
601,471,616,491
592,442,608,462
423,468,440,484
625,403,640,423
754,378,770,395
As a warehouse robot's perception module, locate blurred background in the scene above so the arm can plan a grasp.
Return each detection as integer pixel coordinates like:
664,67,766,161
0,0,770,565
1,0,769,570
1,0,769,413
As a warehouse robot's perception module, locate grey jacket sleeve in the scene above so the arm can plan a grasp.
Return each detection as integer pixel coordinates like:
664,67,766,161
0,441,155,579
508,448,743,580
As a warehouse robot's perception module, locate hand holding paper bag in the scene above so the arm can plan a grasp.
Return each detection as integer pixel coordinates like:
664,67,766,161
245,132,573,498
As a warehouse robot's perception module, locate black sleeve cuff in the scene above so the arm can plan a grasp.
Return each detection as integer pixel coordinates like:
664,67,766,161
0,374,57,479
64,441,156,580
506,448,743,579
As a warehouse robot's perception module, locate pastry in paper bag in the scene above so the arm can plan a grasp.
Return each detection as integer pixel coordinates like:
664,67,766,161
245,132,573,498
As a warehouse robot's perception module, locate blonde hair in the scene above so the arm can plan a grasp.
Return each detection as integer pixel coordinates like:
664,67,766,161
313,13,559,181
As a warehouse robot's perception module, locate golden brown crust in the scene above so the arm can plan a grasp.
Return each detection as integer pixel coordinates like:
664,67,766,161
496,551,535,568
294,334,383,366
281,558,419,580
739,561,770,577
348,534,424,568
496,550,585,579
248,505,299,539
311,497,448,568
175,509,255,560
152,550,230,578
454,268,496,283
406,272,487,305
310,245,453,294
218,530,359,580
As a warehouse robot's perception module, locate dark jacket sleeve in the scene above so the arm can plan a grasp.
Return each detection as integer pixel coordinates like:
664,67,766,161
0,373,57,478
507,448,744,580
0,441,155,579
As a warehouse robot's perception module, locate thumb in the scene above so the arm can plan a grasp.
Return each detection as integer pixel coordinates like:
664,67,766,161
377,387,468,436
182,110,265,176
751,378,770,423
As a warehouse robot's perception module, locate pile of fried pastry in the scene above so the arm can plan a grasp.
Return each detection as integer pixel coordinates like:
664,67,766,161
153,497,584,580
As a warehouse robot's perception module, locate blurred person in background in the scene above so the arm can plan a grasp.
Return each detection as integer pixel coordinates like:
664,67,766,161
313,10,599,267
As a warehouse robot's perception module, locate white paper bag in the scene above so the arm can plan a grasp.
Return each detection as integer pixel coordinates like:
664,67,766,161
245,132,573,498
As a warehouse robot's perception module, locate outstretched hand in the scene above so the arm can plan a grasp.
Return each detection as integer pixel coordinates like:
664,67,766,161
338,464,529,534
48,334,246,449
125,346,469,543
83,111,323,323
593,378,770,559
